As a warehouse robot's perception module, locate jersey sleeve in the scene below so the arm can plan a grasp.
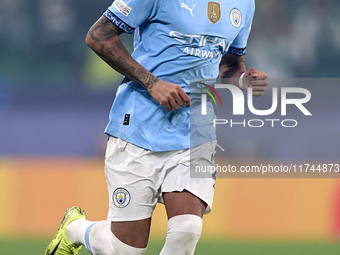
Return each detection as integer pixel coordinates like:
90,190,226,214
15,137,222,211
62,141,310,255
104,0,160,34
228,3,255,56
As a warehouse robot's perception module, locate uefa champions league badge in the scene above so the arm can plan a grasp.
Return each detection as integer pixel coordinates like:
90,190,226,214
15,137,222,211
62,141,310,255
230,8,242,28
113,188,131,208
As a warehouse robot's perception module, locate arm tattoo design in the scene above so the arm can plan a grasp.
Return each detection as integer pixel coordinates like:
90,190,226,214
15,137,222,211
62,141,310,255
134,69,160,89
89,18,118,42
88,16,159,90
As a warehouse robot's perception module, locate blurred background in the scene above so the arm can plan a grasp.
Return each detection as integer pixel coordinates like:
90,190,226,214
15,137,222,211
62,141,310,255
0,0,340,254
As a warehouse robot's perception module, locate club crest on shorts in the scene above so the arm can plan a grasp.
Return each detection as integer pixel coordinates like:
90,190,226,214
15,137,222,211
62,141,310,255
230,8,242,28
113,188,131,208
207,2,221,24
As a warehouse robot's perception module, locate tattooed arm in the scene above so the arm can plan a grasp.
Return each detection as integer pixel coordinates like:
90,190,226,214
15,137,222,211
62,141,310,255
219,53,268,97
85,16,191,111
219,53,246,84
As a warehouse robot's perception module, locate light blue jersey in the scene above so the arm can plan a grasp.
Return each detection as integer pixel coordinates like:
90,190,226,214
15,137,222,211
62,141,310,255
104,0,255,151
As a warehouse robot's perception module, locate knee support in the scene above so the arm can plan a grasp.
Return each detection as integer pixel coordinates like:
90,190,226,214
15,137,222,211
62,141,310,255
160,214,203,255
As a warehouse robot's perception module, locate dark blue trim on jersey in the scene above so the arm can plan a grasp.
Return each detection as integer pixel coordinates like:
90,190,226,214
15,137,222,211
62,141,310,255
104,9,135,34
227,46,247,56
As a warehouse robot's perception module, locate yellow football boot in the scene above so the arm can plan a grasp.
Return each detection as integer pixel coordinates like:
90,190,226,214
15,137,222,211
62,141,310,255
44,207,86,255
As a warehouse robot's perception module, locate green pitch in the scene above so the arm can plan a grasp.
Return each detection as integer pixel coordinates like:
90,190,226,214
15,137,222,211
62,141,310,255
1,238,340,255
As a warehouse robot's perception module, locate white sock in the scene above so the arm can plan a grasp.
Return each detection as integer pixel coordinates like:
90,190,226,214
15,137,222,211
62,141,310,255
160,214,203,255
67,220,147,255
67,218,94,246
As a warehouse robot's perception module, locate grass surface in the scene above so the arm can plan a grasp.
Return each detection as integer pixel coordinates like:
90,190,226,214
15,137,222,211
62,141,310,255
1,239,340,255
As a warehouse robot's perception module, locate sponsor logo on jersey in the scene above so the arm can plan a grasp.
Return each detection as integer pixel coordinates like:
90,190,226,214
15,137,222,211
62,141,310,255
230,8,242,28
113,0,131,16
113,188,131,208
207,2,221,24
169,31,233,59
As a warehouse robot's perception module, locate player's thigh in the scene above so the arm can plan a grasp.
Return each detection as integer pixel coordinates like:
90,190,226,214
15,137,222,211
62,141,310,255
105,137,160,247
105,137,160,221
163,190,206,219
111,218,151,248
161,141,217,219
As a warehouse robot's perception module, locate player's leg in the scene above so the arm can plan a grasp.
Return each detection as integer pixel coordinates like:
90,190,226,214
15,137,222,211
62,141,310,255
159,140,217,255
68,218,150,254
110,219,151,248
45,137,159,255
159,191,205,255
77,137,157,254
163,190,206,218
45,208,150,255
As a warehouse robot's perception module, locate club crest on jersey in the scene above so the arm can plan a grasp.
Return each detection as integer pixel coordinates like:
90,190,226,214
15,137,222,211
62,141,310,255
230,8,242,28
207,2,221,24
113,188,131,208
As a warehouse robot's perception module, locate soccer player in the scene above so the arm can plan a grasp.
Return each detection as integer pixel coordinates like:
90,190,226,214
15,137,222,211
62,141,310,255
45,0,268,254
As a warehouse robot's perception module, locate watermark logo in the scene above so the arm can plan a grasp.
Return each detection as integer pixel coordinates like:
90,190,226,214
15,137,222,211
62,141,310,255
200,83,222,115
200,84,312,128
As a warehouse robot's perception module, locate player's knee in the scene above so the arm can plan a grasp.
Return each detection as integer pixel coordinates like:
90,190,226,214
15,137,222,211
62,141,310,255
166,214,203,247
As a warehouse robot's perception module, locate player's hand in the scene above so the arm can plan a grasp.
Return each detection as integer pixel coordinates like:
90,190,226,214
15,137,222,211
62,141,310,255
243,67,268,97
148,80,191,112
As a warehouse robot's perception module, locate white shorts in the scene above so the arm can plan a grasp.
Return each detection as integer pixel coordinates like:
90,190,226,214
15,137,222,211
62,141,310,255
105,136,217,222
